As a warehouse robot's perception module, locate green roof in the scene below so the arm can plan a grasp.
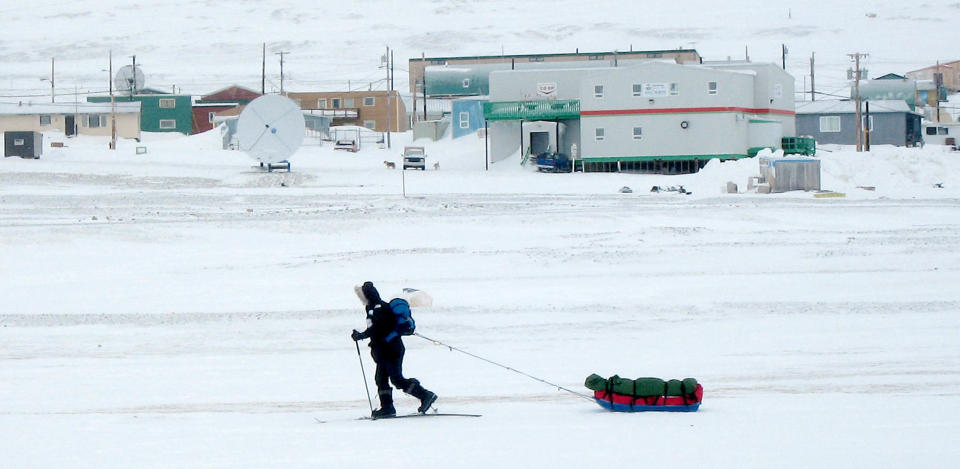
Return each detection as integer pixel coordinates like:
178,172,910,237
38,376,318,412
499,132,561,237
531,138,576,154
483,100,580,121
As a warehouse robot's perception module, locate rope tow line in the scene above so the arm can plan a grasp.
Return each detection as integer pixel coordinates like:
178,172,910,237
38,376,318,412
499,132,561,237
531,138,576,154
414,332,594,402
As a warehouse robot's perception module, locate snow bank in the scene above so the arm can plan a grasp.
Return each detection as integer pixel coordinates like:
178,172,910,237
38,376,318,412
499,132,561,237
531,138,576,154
4,129,960,200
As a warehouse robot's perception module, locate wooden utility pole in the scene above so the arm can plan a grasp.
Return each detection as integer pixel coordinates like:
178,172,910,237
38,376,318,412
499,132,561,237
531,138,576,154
781,44,787,70
422,52,427,121
385,45,392,149
50,57,55,103
131,55,137,98
276,51,289,94
810,52,816,101
847,52,868,152
412,59,417,125
936,60,942,122
110,50,116,150
391,48,397,141
261,43,266,95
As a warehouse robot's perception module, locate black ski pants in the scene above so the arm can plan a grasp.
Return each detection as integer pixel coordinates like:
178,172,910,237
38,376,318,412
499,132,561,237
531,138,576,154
371,340,422,397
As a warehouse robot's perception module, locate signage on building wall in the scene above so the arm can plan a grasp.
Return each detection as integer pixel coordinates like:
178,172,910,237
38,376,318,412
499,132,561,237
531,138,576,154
642,83,669,97
537,82,558,97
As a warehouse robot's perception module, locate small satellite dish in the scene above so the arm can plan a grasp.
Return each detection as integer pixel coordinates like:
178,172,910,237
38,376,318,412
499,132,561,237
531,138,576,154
114,65,145,92
237,95,305,164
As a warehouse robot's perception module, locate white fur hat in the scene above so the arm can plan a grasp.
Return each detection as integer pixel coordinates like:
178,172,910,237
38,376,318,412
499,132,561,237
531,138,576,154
354,284,368,305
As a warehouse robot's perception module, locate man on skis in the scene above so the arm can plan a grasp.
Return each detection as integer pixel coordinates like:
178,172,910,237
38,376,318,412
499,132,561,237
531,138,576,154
352,281,437,418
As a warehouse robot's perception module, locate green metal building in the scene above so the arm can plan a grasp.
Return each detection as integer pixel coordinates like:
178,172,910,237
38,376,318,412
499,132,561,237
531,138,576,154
88,90,193,134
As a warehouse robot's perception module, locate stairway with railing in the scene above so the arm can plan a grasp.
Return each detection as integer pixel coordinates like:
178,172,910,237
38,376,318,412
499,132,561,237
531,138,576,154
521,147,532,166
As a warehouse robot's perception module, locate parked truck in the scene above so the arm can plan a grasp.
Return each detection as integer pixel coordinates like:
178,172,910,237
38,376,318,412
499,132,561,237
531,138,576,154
402,146,426,170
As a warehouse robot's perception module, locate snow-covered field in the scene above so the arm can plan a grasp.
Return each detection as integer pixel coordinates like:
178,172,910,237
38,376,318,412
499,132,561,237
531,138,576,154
2,131,959,468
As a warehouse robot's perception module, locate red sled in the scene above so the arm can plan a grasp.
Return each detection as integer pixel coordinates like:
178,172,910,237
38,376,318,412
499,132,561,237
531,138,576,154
593,384,703,412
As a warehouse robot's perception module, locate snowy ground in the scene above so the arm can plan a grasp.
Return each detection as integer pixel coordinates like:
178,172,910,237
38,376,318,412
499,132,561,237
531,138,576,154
2,131,960,468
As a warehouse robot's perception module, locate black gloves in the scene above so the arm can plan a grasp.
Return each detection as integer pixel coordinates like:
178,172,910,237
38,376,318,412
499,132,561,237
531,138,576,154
351,329,364,341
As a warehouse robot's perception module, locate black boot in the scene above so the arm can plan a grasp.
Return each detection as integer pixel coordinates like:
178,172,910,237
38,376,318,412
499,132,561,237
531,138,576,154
372,389,396,418
418,389,437,414
406,379,438,414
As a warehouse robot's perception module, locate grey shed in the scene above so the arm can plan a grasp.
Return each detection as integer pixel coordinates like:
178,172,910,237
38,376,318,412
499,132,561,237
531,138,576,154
4,131,42,158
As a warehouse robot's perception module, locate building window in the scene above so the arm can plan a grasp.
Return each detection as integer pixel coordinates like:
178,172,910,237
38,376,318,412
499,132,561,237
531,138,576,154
86,114,106,128
595,128,605,141
633,127,642,140
430,59,446,65
462,78,471,88
158,98,176,108
708,81,718,95
159,119,177,129
344,98,355,108
317,99,327,109
632,84,643,97
363,120,376,129
363,97,375,106
588,55,604,60
528,57,544,62
594,85,604,98
939,127,949,135
459,111,470,129
208,112,216,123
670,83,679,96
926,127,938,136
39,115,52,125
14,138,24,145
332,98,341,109
819,116,841,133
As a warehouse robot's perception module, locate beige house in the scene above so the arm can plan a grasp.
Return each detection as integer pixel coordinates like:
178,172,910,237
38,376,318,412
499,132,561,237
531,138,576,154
0,101,141,139
285,90,407,132
906,60,960,93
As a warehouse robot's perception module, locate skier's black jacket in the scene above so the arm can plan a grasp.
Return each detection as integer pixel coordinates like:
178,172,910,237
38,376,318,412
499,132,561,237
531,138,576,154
358,282,403,357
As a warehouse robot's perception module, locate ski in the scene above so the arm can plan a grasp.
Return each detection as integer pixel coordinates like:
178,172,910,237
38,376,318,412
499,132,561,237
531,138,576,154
314,412,481,424
360,412,481,421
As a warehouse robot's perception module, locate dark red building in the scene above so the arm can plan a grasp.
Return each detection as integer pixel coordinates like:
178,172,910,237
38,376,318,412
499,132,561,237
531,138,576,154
191,85,261,134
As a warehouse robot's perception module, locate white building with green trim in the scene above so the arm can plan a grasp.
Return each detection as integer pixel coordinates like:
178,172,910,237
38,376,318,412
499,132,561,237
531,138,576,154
484,61,796,172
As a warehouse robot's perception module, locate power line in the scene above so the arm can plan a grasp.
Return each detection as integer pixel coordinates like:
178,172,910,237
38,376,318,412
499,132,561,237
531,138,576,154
0,89,110,99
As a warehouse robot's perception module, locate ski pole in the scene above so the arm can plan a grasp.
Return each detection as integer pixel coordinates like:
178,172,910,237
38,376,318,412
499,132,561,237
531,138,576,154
414,332,594,402
355,340,374,414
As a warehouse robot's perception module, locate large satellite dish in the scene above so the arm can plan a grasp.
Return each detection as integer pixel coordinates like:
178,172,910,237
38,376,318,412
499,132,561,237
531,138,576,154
114,65,145,92
237,95,305,165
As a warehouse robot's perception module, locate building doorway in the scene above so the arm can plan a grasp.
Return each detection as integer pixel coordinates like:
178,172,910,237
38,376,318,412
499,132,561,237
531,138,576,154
530,131,550,155
64,115,76,136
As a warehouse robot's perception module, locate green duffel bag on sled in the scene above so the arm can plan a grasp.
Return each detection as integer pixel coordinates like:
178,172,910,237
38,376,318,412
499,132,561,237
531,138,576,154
665,378,699,397
584,374,698,397
584,374,608,391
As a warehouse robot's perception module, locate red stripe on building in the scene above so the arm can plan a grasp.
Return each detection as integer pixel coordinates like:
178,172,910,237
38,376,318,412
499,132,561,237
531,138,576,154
580,107,795,116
